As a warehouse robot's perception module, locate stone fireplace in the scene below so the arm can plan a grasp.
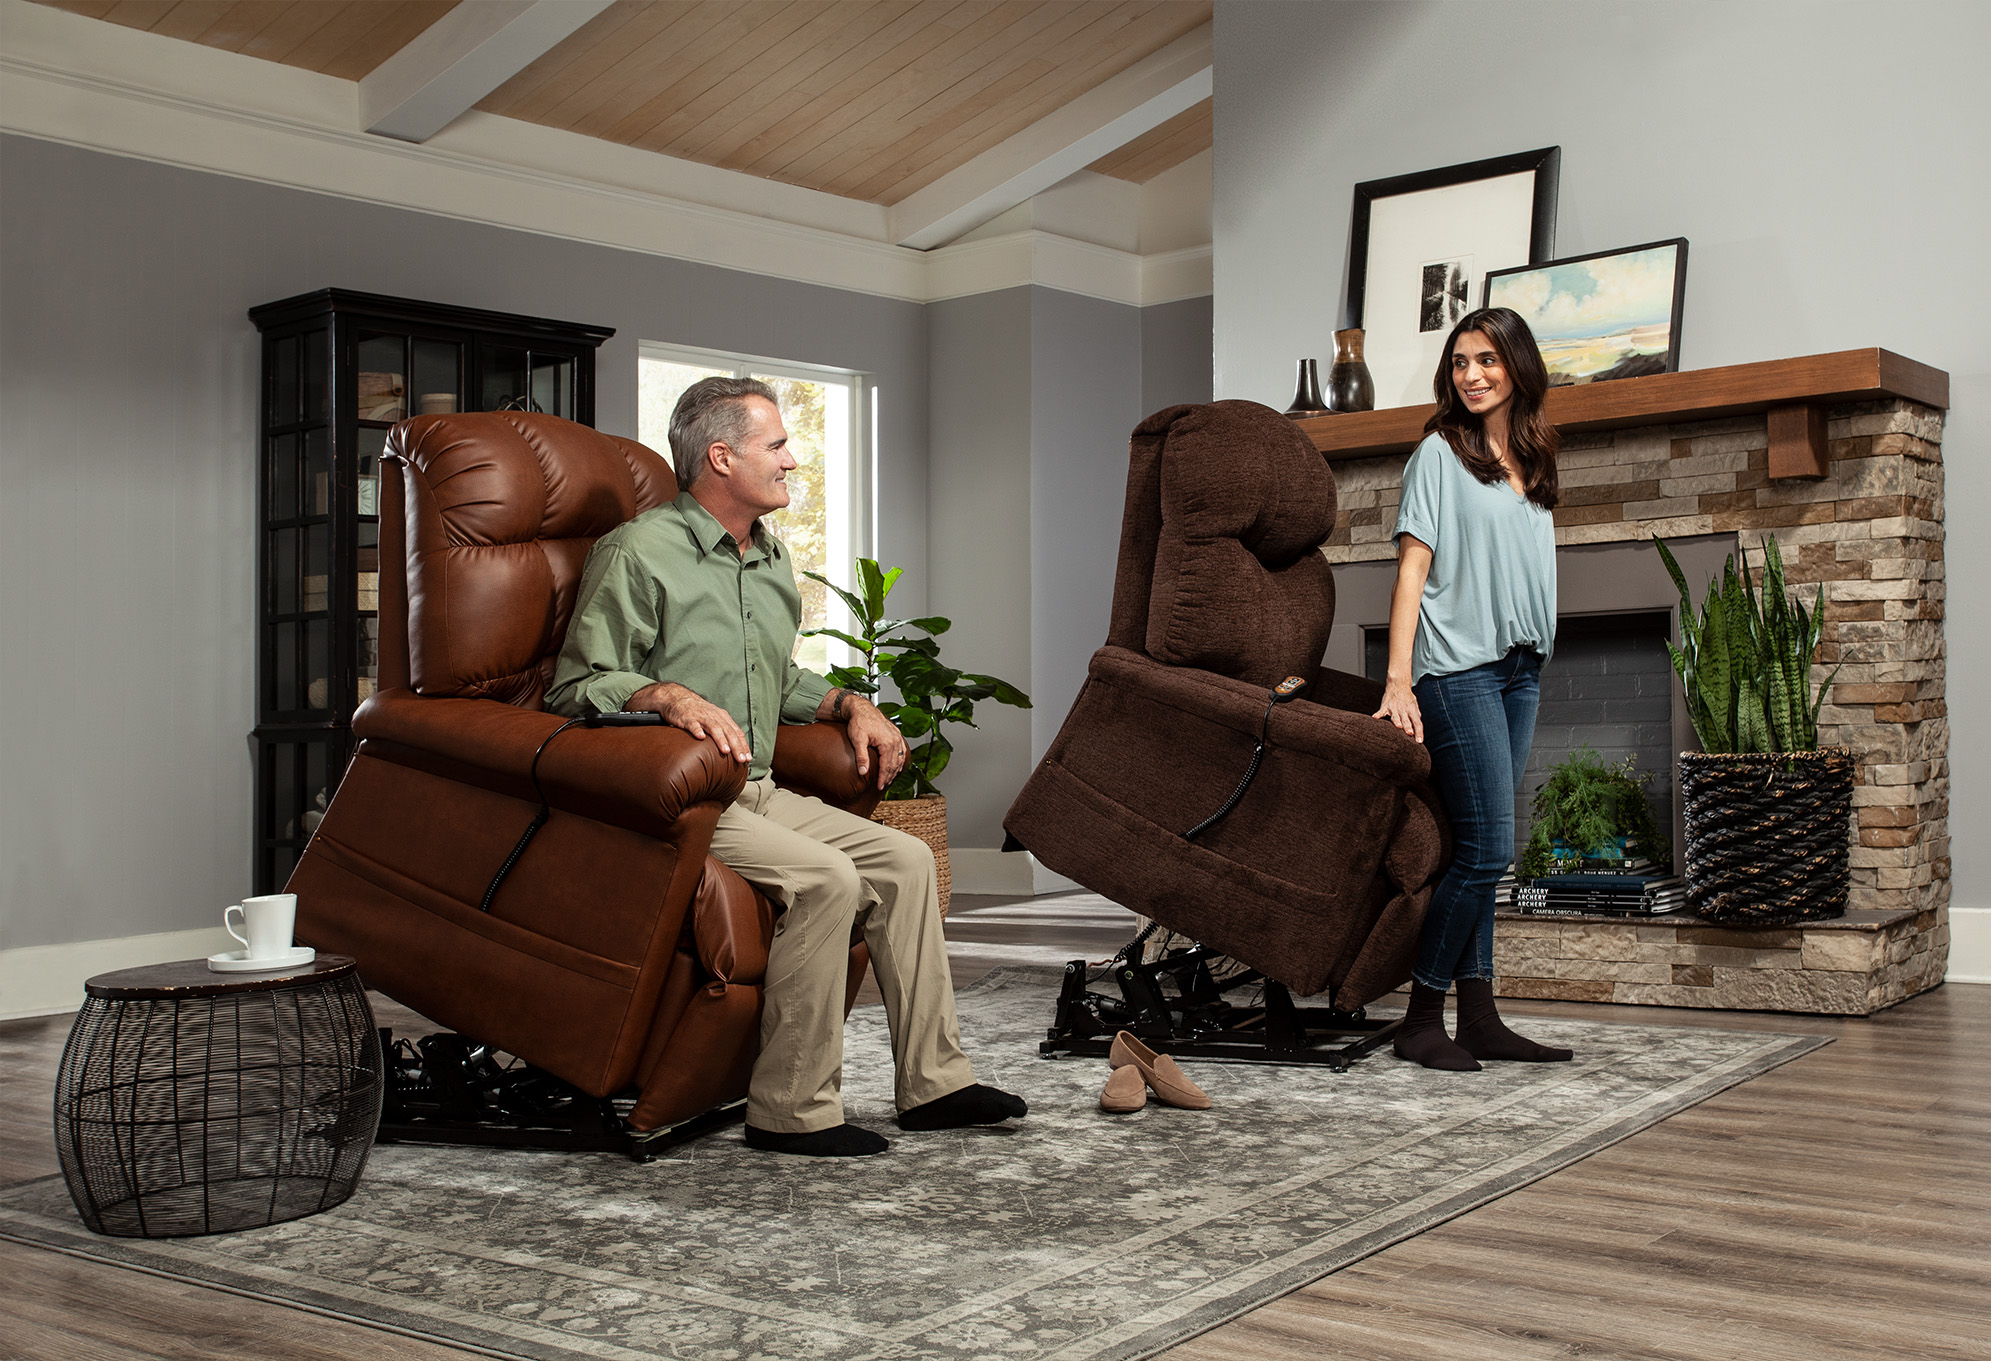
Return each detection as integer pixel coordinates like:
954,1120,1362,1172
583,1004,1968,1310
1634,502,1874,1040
1301,351,1949,1014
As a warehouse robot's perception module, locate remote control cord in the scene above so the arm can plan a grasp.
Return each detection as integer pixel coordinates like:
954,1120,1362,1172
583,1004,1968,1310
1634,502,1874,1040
479,717,585,913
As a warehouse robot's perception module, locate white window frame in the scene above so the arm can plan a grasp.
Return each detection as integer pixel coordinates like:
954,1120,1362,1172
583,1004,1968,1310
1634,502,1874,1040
638,340,874,667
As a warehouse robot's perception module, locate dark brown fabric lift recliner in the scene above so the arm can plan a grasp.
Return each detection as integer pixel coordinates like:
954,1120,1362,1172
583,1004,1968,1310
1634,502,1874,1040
1005,400,1448,1063
289,412,876,1152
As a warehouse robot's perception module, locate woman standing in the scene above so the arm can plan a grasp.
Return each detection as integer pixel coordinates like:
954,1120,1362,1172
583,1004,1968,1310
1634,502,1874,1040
1374,306,1571,1071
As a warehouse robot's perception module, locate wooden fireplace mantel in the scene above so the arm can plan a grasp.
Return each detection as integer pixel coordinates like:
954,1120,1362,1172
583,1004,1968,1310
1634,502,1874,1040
1295,348,1950,479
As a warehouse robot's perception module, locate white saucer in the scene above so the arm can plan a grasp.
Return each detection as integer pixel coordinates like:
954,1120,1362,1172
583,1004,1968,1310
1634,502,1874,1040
207,946,316,973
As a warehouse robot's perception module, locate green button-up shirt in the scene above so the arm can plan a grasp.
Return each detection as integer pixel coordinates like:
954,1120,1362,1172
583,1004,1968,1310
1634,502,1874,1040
547,493,832,779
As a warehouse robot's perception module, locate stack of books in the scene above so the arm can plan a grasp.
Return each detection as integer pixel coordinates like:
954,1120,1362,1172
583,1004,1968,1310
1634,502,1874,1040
1512,868,1686,918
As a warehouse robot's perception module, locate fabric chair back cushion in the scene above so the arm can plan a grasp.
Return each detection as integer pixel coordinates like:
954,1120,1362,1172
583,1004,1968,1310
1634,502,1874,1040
392,412,675,708
1141,401,1339,687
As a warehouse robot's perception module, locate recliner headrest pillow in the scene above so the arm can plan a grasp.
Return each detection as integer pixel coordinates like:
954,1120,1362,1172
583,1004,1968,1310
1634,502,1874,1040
1142,401,1338,681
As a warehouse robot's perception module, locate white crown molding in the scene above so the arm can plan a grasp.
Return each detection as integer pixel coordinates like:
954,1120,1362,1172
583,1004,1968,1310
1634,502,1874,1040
1142,246,1215,306
0,0,1210,306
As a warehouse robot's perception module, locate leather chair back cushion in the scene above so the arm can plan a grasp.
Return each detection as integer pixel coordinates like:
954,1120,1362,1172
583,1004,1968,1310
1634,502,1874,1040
1144,401,1339,686
392,413,676,707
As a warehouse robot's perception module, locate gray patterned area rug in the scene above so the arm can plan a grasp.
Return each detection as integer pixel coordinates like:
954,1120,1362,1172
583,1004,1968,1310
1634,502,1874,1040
1,968,1823,1361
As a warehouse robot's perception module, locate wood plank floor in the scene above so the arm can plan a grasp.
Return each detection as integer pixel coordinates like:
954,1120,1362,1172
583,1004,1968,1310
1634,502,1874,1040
4,895,1987,1361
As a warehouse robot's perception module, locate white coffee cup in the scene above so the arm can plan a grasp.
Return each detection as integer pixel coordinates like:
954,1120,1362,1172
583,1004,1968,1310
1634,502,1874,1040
225,893,297,960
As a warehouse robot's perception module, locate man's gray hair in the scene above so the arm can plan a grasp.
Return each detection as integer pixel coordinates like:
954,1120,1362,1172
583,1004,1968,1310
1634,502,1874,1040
668,376,779,488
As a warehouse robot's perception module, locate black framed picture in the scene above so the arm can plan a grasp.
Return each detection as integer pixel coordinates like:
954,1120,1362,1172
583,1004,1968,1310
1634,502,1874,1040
1483,238,1689,385
1346,147,1560,407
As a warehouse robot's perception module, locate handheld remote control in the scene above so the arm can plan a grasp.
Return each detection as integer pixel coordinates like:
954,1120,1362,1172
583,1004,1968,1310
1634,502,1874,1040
583,711,666,727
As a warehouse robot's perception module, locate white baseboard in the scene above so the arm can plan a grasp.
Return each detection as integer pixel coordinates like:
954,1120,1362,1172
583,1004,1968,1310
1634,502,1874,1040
949,849,1079,898
0,927,238,1021
1947,906,1991,984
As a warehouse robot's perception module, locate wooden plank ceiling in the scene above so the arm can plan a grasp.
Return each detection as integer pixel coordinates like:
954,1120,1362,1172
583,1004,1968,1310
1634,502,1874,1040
38,1,462,82
38,0,1214,200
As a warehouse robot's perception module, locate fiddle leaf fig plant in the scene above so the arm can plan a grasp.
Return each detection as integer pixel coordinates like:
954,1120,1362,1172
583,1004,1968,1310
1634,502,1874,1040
803,558,1031,801
1657,534,1837,754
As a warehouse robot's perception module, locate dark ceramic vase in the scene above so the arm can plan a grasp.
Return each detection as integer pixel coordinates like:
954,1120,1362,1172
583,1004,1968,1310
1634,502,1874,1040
1284,358,1328,417
1327,329,1375,412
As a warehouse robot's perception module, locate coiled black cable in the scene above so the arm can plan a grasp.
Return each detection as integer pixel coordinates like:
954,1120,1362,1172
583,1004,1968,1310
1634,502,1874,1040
1181,676,1308,843
478,717,585,913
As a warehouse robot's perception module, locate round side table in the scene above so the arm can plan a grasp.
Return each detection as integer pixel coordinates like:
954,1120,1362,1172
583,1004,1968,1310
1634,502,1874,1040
53,954,383,1238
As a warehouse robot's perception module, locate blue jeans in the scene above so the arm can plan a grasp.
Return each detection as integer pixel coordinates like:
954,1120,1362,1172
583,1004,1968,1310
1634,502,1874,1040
1411,647,1542,991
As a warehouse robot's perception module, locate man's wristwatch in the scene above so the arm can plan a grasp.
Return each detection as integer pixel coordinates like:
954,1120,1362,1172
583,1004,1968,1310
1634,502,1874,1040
830,687,848,721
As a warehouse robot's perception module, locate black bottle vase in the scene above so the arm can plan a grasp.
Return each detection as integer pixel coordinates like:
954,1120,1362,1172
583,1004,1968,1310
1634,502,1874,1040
1327,328,1375,412
1284,358,1329,417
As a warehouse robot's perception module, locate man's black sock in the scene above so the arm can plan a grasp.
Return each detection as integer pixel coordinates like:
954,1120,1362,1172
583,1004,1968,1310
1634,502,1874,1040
896,1083,1028,1130
744,1122,890,1157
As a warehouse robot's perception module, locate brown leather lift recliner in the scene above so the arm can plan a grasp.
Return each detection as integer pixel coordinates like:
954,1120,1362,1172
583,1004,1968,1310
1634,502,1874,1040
289,412,876,1142
1005,400,1448,1061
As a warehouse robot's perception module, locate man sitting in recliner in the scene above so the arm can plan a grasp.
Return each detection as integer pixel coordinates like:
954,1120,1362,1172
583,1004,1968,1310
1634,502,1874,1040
548,377,1025,1157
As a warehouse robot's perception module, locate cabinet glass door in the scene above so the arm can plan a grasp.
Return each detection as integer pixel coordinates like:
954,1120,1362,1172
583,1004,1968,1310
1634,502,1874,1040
479,345,575,416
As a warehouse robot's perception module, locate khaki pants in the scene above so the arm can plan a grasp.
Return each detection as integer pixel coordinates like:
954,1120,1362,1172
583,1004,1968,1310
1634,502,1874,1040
713,778,975,1133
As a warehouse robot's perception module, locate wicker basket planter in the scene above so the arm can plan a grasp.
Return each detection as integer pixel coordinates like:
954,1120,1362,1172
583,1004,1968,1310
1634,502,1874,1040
871,793,952,917
1678,749,1853,925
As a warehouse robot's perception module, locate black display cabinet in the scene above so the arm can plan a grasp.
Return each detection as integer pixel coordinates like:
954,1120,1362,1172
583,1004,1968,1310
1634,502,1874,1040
247,290,613,892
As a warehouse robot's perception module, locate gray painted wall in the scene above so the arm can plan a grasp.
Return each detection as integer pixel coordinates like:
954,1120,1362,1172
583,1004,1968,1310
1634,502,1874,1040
1212,0,1991,909
925,286,1153,847
926,289,1036,848
0,135,930,951
1031,289,1144,768
1142,296,1214,415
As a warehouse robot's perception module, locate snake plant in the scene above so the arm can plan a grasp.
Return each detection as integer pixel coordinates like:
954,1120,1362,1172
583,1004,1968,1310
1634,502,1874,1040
1657,535,1837,753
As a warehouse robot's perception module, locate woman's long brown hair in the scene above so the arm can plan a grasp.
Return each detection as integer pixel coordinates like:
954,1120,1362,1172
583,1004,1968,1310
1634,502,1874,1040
1424,306,1560,510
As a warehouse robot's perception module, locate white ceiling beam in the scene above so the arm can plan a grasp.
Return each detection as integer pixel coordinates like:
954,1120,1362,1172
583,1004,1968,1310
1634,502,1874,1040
886,23,1212,251
359,0,615,144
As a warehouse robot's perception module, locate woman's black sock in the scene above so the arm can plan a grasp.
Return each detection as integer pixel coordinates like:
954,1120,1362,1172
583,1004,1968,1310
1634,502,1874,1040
1392,982,1481,1071
1454,978,1573,1062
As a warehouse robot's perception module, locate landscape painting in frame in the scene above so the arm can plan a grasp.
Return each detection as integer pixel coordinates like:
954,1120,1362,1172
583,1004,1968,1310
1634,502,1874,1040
1484,239,1687,385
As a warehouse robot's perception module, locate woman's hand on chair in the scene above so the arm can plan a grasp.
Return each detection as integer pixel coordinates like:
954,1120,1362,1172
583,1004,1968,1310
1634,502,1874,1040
1373,677,1424,744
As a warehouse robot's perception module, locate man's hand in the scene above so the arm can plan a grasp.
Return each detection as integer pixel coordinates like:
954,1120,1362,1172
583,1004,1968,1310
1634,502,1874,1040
625,682,751,764
822,689,907,790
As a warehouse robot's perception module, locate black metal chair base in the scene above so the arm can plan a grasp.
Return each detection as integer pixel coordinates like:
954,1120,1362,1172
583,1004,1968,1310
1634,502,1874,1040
374,1030,743,1162
1040,947,1401,1071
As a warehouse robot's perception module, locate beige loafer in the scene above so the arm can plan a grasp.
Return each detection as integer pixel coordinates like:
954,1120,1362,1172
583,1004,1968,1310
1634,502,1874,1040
1110,1030,1212,1110
1099,1063,1148,1113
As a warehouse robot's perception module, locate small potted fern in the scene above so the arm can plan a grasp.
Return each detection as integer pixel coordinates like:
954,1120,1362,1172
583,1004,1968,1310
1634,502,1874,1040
1517,748,1671,882
1657,534,1851,924
803,559,1031,915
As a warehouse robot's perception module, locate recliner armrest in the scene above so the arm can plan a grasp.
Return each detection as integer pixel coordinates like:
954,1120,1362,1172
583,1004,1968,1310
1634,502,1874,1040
354,688,748,841
773,722,884,817
1308,665,1386,716
1088,647,1431,787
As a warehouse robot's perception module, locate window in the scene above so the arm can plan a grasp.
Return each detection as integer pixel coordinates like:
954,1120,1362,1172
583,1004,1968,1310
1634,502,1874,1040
638,344,868,674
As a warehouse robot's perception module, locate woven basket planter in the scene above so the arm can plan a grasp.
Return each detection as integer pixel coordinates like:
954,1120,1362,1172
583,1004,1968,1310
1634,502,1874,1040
1678,749,1853,925
871,793,952,917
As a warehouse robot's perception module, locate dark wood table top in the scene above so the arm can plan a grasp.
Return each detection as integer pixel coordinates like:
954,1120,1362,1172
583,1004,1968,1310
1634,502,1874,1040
84,954,357,1001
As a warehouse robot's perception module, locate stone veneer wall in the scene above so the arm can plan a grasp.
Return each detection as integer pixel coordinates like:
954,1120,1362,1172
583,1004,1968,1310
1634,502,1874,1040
1325,398,1950,1003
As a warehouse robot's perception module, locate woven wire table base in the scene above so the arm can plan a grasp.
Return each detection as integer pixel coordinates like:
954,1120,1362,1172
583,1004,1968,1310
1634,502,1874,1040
54,967,382,1238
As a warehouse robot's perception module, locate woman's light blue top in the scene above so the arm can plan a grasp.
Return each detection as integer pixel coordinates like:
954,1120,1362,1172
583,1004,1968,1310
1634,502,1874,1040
1392,432,1557,683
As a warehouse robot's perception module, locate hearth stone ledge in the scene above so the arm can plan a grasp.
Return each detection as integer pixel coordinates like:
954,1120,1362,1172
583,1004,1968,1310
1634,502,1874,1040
1329,395,1947,1015
1491,906,1944,1016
